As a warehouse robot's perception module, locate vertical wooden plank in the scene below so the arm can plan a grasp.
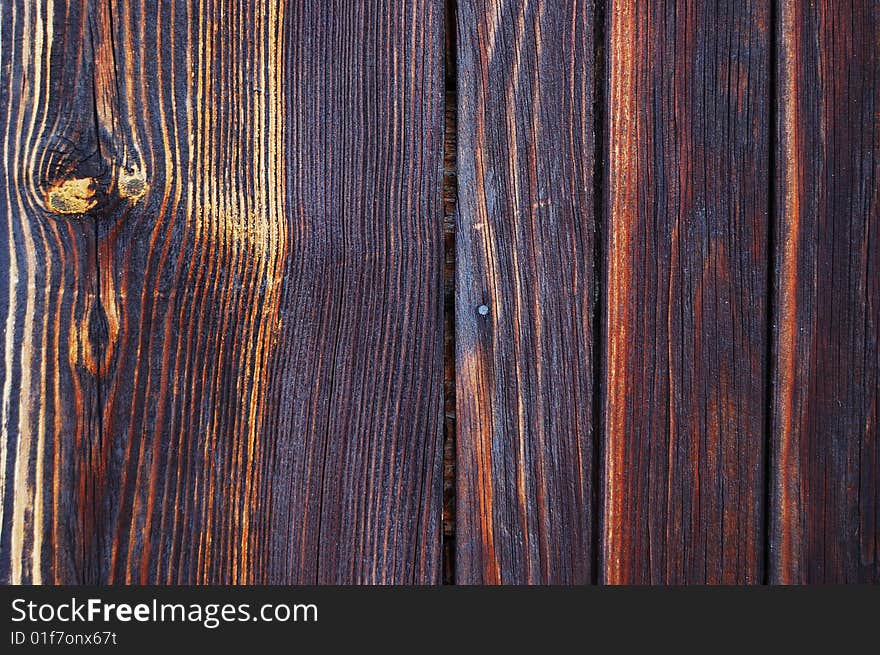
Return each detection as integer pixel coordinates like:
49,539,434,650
92,0,292,584
605,0,771,583
0,0,103,584
772,0,879,583
3,0,444,583
258,0,445,584
456,0,598,584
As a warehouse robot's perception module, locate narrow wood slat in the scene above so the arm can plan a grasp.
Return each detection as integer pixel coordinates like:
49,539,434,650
772,0,879,583
2,0,444,584
604,0,771,583
455,0,598,584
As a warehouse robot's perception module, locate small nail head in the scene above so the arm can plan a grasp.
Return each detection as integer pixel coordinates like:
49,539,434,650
477,304,489,316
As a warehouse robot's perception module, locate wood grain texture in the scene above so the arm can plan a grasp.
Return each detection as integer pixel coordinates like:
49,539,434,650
94,0,290,585
257,0,444,584
455,0,598,584
771,0,879,583
0,0,103,584
1,0,444,584
3,0,879,588
604,0,771,584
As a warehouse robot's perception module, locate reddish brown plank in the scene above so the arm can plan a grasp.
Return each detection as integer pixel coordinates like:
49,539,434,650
604,0,771,583
455,0,599,584
772,0,879,583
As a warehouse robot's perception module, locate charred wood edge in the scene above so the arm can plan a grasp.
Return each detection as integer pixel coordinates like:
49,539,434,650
442,0,458,585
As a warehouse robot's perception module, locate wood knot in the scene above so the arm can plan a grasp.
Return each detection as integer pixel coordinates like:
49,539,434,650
118,166,148,201
43,165,148,217
45,177,97,215
69,296,116,378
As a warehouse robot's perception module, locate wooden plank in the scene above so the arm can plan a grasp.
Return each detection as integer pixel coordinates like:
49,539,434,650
91,0,292,585
277,1,445,584
604,0,771,583
2,0,444,583
0,0,103,584
455,0,598,584
772,0,879,583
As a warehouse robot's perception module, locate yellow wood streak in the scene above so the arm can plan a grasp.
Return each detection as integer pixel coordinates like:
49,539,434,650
182,0,288,584
774,0,802,585
470,7,501,585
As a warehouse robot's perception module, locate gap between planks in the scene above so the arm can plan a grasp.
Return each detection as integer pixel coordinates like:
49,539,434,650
441,0,459,585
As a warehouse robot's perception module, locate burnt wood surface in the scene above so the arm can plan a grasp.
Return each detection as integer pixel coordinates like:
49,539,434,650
455,0,598,584
1,0,444,584
1,0,877,585
0,0,103,585
603,0,771,583
771,0,879,584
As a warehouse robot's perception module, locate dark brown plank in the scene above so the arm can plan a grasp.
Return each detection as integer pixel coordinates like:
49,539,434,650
0,0,103,584
772,0,879,583
604,0,771,583
2,0,444,584
455,0,598,584
259,0,445,584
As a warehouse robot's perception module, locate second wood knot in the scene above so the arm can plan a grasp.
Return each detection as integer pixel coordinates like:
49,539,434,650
117,166,148,201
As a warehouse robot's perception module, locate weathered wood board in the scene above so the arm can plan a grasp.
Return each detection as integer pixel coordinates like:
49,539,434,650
771,0,879,584
603,0,771,584
1,0,444,584
1,0,876,585
455,0,599,584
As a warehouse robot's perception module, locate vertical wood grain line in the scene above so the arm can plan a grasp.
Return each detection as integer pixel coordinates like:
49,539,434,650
593,0,607,585
763,0,779,585
442,0,459,586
